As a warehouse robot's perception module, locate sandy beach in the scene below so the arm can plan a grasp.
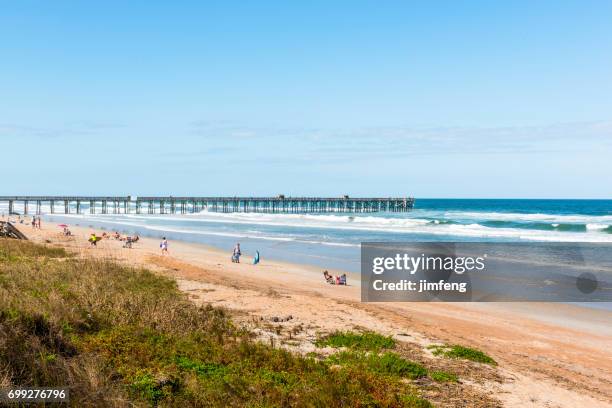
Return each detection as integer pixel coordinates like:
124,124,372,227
13,221,612,407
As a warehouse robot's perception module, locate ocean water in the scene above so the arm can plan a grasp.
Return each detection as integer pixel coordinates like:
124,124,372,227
4,199,611,273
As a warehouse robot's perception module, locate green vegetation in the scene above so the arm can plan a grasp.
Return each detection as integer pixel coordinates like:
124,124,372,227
315,330,396,351
429,344,497,365
0,239,435,407
401,395,434,408
0,238,69,261
429,371,458,383
327,351,427,380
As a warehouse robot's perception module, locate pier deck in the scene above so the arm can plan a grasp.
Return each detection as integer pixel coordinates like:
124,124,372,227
0,196,414,215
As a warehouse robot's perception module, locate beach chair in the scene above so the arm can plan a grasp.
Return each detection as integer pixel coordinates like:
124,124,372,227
123,237,136,249
123,236,138,248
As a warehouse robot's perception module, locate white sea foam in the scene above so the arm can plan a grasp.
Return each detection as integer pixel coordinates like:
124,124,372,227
586,223,610,231
442,210,612,224
45,213,612,244
125,225,360,248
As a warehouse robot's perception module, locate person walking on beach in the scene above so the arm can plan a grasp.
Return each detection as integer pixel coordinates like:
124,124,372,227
31,216,36,229
232,243,241,263
160,237,168,255
89,233,99,247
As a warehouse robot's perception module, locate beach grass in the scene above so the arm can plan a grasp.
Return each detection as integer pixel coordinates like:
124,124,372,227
429,370,458,383
326,351,428,380
0,237,70,261
429,344,497,365
0,239,435,407
315,330,396,351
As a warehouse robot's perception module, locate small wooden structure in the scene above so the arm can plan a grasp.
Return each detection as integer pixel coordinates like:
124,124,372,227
0,221,28,240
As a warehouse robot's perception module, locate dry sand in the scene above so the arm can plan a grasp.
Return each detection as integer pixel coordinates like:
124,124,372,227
14,221,612,407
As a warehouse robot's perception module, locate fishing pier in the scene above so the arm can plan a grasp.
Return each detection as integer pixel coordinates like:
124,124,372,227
0,196,414,215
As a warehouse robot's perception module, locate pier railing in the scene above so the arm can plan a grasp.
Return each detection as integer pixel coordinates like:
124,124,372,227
0,196,414,215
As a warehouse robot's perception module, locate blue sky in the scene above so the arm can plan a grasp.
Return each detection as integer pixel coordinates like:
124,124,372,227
1,1,611,198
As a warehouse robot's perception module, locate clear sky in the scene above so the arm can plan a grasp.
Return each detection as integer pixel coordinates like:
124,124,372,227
1,1,611,198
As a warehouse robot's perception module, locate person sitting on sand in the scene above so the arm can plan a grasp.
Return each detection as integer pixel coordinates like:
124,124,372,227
323,271,347,286
323,270,335,284
113,231,121,240
124,235,139,249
